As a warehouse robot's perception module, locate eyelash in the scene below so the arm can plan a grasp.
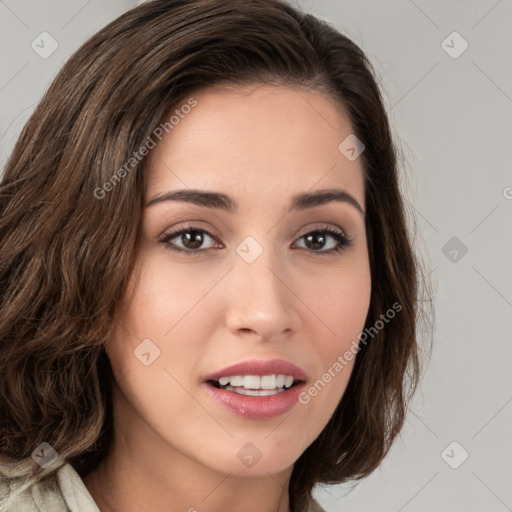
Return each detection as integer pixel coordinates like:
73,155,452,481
158,225,353,256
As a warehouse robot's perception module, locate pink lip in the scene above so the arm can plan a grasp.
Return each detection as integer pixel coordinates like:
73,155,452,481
203,381,307,420
202,359,308,420
202,359,308,382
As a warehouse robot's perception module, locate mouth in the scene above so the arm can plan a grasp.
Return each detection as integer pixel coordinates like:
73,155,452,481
202,359,308,419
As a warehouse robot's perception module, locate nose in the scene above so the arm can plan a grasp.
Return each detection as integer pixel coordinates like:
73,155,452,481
224,248,301,341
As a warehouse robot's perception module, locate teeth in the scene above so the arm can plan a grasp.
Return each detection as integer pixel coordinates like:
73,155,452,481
230,375,244,387
244,375,261,389
260,375,276,389
284,375,294,388
214,374,297,390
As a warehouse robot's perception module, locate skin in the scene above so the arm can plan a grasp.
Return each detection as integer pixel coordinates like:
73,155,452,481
82,84,371,512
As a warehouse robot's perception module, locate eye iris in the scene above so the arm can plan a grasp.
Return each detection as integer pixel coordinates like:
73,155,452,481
182,230,204,249
305,232,327,250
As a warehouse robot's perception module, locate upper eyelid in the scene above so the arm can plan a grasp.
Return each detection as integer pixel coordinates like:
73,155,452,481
163,222,348,238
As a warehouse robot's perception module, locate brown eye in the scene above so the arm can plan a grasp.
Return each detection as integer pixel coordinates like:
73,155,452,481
159,226,220,254
158,225,353,257
294,227,352,255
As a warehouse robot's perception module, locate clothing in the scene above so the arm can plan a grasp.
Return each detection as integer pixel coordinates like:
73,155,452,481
0,462,100,512
0,462,326,512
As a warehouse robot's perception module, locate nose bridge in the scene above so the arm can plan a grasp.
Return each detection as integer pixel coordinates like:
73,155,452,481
224,236,298,338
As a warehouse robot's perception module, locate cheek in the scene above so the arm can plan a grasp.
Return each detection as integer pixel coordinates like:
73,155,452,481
294,258,371,415
300,256,371,352
118,252,219,339
105,256,204,389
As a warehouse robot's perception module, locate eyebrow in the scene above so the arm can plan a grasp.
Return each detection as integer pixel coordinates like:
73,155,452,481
145,188,364,215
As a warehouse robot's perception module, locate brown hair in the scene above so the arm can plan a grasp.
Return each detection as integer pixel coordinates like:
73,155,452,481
0,0,433,509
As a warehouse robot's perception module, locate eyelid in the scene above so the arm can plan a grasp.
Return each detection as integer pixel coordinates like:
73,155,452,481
295,222,348,238
160,224,222,251
161,221,348,242
159,221,222,241
159,221,352,256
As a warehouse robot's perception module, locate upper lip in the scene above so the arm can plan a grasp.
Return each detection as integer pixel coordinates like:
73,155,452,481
203,359,308,383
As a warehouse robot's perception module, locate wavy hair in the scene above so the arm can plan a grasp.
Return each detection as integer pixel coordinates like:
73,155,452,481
0,0,433,510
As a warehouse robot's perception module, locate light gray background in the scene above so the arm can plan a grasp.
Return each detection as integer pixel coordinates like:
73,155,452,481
1,1,511,511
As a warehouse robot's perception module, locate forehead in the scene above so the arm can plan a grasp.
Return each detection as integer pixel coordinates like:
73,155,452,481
145,85,365,210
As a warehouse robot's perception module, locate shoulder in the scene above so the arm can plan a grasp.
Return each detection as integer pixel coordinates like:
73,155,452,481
0,461,99,512
0,465,66,512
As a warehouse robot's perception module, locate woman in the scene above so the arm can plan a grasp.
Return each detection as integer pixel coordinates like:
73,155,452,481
0,0,431,510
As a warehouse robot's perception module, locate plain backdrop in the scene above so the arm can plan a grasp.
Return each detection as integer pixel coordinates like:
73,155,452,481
1,1,511,511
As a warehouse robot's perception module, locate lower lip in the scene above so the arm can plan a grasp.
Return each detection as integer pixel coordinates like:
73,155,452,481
203,381,306,420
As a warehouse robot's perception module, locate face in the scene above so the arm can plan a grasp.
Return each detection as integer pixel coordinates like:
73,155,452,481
106,84,371,479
